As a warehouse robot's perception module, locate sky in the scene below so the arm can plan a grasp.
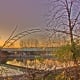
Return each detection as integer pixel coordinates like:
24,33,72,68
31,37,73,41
0,0,48,43
1,0,79,47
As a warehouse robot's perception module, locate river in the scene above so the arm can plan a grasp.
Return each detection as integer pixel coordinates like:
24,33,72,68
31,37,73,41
6,58,74,71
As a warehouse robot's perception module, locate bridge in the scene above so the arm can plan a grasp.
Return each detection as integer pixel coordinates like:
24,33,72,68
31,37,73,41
2,47,58,52
0,47,59,63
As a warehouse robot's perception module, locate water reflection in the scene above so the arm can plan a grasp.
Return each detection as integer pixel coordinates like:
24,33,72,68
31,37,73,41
6,58,56,70
6,58,74,70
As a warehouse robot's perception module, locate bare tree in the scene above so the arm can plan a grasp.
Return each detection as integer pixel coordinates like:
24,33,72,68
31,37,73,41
46,0,80,79
34,39,39,47
20,39,27,48
1,28,41,48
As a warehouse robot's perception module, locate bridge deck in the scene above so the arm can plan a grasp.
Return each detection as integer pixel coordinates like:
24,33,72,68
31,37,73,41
2,47,58,52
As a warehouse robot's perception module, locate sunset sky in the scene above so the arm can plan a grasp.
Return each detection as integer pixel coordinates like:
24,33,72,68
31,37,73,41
0,0,48,45
0,0,78,47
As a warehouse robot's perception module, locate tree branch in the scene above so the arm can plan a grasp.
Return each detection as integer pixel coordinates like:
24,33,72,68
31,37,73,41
2,25,18,48
45,28,80,38
72,12,80,29
4,29,41,48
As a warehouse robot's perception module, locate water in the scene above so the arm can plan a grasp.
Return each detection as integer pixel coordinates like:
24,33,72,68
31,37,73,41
6,58,56,70
6,57,74,71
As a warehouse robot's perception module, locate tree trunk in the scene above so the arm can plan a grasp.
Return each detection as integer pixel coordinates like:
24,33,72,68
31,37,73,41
70,29,79,80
